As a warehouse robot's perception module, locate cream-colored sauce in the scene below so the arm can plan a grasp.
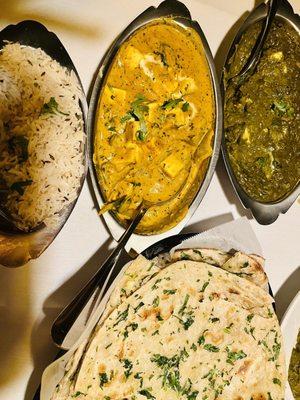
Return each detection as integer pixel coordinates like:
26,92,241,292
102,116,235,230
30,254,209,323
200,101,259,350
94,19,215,234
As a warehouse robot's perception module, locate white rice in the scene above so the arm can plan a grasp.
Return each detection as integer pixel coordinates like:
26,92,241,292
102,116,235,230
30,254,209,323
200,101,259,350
0,42,86,231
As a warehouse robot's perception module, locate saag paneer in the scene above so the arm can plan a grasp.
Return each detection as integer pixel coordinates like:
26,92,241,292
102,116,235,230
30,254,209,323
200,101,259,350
289,329,300,400
224,20,300,203
93,19,215,234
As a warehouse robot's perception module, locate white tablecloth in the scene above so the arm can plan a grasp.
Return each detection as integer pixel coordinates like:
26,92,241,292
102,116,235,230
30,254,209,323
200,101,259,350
0,1,299,399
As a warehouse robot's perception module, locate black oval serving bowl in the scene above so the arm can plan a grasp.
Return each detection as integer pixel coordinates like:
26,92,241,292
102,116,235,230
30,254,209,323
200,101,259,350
0,20,88,267
221,0,300,225
87,0,223,246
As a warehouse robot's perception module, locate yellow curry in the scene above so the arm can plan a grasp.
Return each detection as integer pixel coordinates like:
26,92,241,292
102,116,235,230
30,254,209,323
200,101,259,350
93,19,215,234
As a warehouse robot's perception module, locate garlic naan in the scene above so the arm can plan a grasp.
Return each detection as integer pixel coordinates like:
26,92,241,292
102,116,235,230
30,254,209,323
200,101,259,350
51,257,285,400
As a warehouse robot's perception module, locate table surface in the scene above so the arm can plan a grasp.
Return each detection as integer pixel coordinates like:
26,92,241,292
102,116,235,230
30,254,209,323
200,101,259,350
0,1,299,399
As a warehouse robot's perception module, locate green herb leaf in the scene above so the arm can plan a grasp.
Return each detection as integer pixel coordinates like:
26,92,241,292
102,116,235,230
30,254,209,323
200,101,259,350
153,296,160,307
113,305,129,327
99,373,108,389
203,343,219,353
226,347,247,364
154,51,168,66
41,97,68,116
134,302,144,313
123,322,138,339
10,180,32,195
199,281,210,293
8,135,29,162
121,358,133,379
71,392,87,398
139,389,156,399
179,294,190,315
181,252,192,260
163,289,177,295
182,102,190,112
161,98,183,110
247,314,254,323
272,377,281,386
120,112,133,124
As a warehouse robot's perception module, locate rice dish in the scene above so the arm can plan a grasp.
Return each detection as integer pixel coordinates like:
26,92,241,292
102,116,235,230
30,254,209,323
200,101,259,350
0,43,85,231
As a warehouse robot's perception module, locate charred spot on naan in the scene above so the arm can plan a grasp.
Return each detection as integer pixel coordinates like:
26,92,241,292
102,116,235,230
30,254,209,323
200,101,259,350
222,251,268,290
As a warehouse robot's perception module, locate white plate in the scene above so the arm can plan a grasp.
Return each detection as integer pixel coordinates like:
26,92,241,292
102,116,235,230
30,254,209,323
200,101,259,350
281,291,300,400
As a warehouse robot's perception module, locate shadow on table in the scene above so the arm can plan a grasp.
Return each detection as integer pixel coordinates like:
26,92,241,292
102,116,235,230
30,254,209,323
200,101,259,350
183,212,234,234
0,263,31,389
24,236,116,400
1,0,101,39
275,266,300,322
216,157,253,220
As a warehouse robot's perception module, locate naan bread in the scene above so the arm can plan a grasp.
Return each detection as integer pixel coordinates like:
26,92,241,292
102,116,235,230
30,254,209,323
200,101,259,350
102,255,160,321
170,248,267,290
172,248,231,267
52,260,285,400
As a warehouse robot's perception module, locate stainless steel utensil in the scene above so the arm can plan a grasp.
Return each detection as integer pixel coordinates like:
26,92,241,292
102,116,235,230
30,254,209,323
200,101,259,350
228,0,279,83
51,167,191,349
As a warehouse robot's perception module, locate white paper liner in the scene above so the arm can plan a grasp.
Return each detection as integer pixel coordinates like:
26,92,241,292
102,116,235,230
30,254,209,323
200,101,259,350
171,216,262,255
41,217,264,400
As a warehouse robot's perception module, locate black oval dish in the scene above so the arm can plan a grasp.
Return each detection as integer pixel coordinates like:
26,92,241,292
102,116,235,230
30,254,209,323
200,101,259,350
221,0,300,225
0,20,88,267
142,232,275,303
88,0,223,241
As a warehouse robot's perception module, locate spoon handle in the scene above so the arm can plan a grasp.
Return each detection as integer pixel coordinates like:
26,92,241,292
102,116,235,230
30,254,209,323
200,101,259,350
51,203,147,349
236,0,278,80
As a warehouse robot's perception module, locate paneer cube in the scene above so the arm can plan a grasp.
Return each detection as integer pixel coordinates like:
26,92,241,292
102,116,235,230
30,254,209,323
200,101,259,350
123,45,144,69
125,143,142,164
147,102,158,122
125,121,140,141
178,76,197,95
103,86,127,104
270,51,283,61
242,127,251,144
167,108,186,126
162,154,184,178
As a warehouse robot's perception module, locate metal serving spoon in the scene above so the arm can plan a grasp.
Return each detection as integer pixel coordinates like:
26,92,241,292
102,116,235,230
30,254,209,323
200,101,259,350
51,170,191,349
229,0,278,83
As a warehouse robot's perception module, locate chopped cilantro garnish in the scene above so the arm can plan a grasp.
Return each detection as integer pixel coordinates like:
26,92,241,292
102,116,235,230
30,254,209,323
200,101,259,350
203,344,219,353
121,358,133,379
10,180,32,195
161,97,183,110
226,347,247,364
199,281,210,293
41,97,68,116
272,377,281,386
163,289,177,295
182,102,190,112
139,389,155,399
113,304,129,327
99,373,108,389
8,135,29,162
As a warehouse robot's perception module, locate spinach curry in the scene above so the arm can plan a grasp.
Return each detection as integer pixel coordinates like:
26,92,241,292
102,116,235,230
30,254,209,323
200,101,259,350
289,329,300,400
93,19,214,234
224,19,300,203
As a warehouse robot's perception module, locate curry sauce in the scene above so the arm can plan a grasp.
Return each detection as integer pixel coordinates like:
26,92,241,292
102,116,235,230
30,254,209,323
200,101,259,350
224,20,300,203
93,19,214,233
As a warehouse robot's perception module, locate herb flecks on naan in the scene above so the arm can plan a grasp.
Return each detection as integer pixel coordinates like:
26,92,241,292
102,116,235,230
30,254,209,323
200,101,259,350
171,248,268,290
52,257,285,400
93,19,215,234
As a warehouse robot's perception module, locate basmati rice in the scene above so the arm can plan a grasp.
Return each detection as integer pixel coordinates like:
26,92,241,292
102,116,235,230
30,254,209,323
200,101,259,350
0,43,86,231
